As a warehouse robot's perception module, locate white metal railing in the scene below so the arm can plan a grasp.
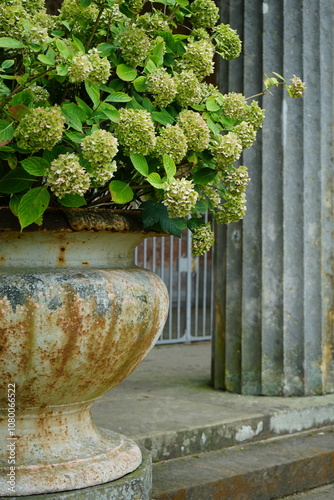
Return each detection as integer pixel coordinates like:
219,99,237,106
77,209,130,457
135,220,214,344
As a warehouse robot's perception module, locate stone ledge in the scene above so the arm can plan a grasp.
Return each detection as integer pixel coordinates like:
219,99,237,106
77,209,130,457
1,448,151,500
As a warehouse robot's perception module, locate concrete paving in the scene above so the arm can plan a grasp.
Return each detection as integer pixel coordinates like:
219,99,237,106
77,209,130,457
91,342,334,498
282,484,334,499
92,342,334,458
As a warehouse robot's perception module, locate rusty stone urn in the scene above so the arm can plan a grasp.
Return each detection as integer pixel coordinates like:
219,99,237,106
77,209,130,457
0,207,169,496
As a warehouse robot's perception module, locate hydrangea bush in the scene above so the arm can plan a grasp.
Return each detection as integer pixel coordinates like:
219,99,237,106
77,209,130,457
0,0,305,255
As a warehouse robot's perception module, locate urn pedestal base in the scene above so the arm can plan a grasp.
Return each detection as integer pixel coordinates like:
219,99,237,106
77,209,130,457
0,402,142,496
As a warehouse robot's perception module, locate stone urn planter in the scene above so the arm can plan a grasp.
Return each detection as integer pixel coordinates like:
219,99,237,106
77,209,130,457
0,207,169,496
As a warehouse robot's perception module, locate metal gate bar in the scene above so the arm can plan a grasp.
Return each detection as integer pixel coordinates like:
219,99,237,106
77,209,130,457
134,222,214,344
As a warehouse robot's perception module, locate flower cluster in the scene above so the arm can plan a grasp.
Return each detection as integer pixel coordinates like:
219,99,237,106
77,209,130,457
69,49,111,85
81,129,118,168
244,101,266,130
233,122,257,149
287,75,307,98
223,92,248,120
192,223,215,256
174,70,202,107
163,179,198,218
178,40,215,80
190,0,220,28
14,106,65,152
119,27,151,67
0,0,305,248
146,70,177,107
114,109,156,155
215,193,247,224
177,111,210,152
211,133,243,168
155,125,188,163
213,24,242,60
46,153,90,198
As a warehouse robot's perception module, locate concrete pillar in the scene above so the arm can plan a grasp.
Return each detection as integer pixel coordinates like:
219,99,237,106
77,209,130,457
212,0,334,396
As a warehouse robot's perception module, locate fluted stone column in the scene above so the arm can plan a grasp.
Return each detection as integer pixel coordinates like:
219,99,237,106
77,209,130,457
212,0,334,396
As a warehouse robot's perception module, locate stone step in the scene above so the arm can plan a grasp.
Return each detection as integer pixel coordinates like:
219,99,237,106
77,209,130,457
151,428,334,500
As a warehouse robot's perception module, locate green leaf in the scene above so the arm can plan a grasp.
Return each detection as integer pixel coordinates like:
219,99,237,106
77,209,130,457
206,118,222,135
37,54,55,66
76,96,93,116
56,64,69,76
58,193,87,207
163,155,176,180
96,43,115,58
61,103,85,132
0,120,14,145
84,82,100,108
104,91,132,102
195,199,209,214
109,180,134,203
99,102,120,122
9,89,33,107
133,76,147,92
140,200,183,237
65,131,85,143
56,39,71,60
147,172,165,189
77,0,93,7
130,154,149,176
7,104,30,121
1,60,14,70
151,111,174,125
187,217,206,230
0,165,34,194
144,59,157,74
193,168,217,185
72,35,85,53
9,194,22,216
18,187,50,229
21,157,49,176
0,37,26,49
116,64,137,82
206,96,220,112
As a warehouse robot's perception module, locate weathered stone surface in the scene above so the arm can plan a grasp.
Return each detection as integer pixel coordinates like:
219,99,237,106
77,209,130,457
1,448,152,500
152,430,334,500
213,0,334,396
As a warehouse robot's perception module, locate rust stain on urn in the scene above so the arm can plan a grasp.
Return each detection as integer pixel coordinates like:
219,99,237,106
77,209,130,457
0,209,168,495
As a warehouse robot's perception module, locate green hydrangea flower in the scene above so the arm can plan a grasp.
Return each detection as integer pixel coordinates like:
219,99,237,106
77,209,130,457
189,28,210,41
177,110,210,152
46,153,91,198
135,12,171,35
87,48,111,85
146,69,177,107
177,40,215,80
220,165,250,196
114,108,156,155
175,70,202,108
211,133,242,168
215,192,247,223
213,24,242,60
58,0,99,25
128,0,145,12
243,100,265,130
163,178,198,218
287,75,306,98
119,27,151,67
14,106,65,152
155,125,188,163
28,84,50,103
69,53,92,83
90,161,118,187
192,223,215,256
81,129,118,168
233,121,257,149
223,92,248,120
190,0,219,28
201,184,221,208
200,82,222,101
